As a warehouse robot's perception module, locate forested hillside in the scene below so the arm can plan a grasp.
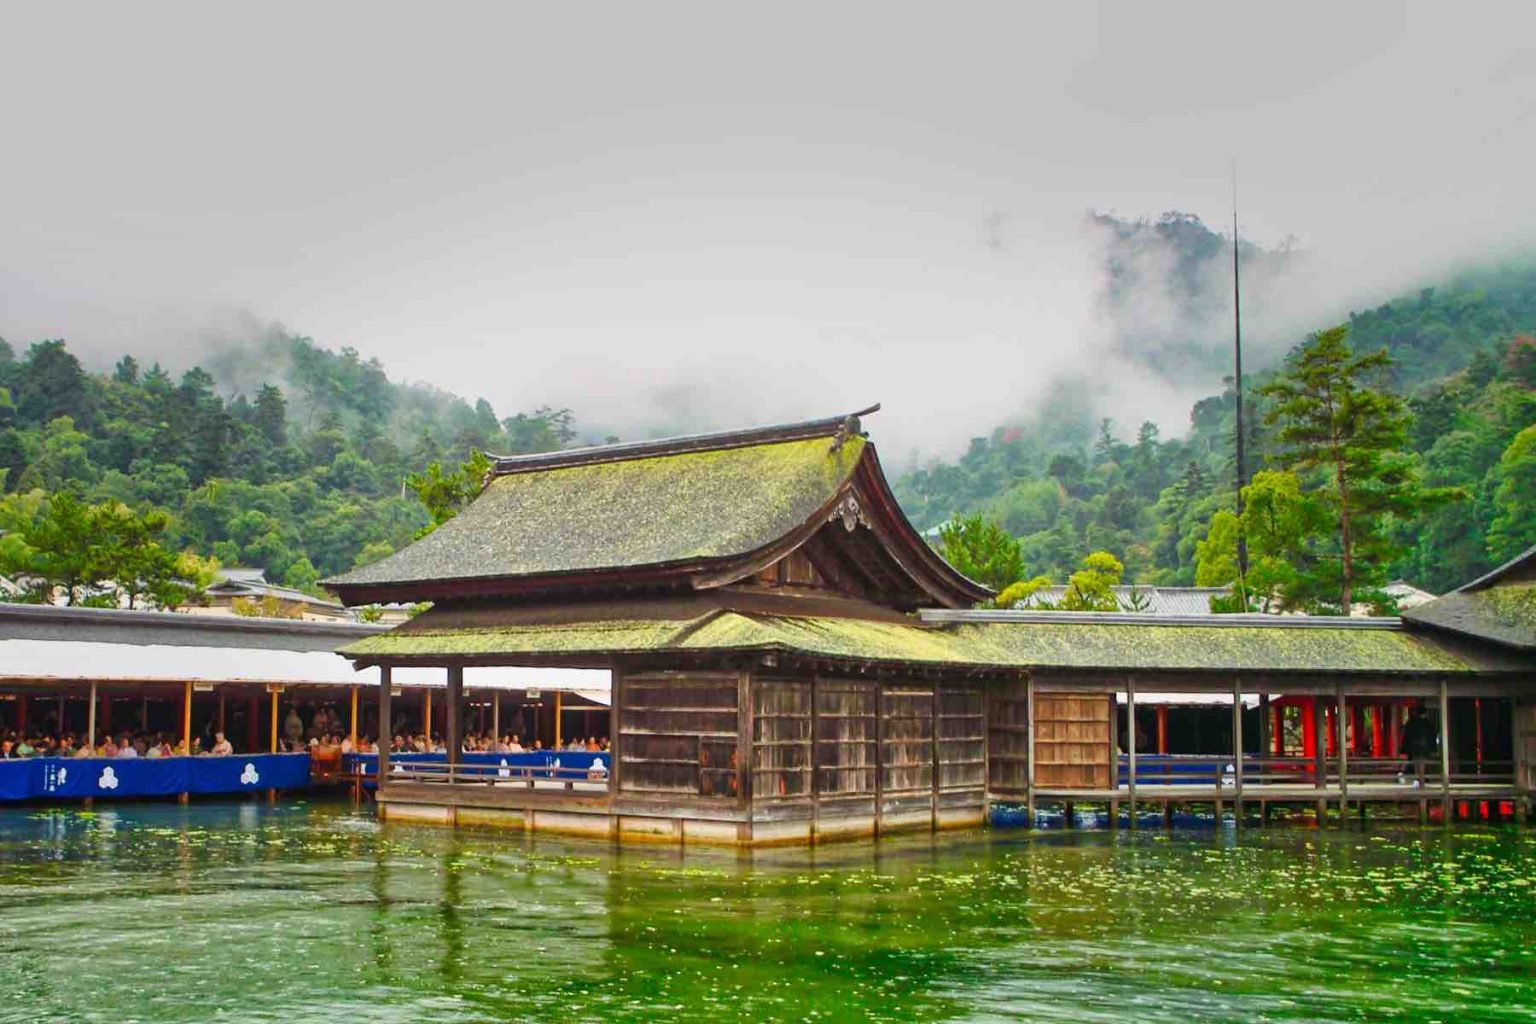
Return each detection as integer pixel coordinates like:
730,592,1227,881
1,216,1532,608
897,253,1536,595
0,326,581,595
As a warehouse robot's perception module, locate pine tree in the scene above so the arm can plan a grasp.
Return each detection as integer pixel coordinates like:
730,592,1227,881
1261,325,1451,611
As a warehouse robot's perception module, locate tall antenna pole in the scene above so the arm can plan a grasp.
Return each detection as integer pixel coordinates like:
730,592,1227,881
1232,165,1250,603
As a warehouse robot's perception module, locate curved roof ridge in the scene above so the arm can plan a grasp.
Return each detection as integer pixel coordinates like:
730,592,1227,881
488,405,879,477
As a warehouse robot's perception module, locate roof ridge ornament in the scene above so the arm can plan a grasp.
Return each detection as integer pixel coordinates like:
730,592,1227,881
829,492,866,532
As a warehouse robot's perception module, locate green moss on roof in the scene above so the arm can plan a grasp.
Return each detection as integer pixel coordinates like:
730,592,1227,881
327,436,864,594
1403,582,1536,651
342,612,1518,674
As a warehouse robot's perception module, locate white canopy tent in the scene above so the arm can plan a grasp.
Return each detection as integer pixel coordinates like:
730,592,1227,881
0,639,610,694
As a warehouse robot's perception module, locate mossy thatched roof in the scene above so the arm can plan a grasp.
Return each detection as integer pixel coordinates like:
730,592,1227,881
1403,544,1536,650
1403,582,1536,651
342,612,1523,675
326,435,866,599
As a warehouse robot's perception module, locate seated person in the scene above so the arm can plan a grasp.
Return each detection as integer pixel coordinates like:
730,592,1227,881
211,731,234,756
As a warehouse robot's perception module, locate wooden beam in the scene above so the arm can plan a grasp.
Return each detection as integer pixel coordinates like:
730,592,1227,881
1025,672,1036,823
378,666,392,785
182,679,193,754
737,668,752,806
1232,679,1243,824
446,666,463,767
1337,687,1350,818
1126,675,1137,824
1439,677,1452,822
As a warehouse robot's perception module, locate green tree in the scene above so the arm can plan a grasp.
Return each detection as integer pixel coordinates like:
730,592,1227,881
1055,550,1125,611
1489,424,1536,561
937,514,1025,593
0,491,94,604
405,450,492,531
1261,325,1450,611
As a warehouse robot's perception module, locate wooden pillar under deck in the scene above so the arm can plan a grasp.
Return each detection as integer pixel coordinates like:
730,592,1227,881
180,680,193,804
1024,673,1036,825
1232,680,1244,824
1337,689,1349,818
1439,678,1452,822
377,667,392,788
1126,676,1137,826
1313,694,1327,825
446,666,463,767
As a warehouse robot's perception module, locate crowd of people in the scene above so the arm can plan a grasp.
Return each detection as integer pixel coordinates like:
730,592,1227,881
0,729,240,759
386,732,610,754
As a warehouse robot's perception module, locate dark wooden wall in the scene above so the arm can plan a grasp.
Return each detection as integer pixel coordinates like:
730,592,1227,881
618,671,740,798
748,675,987,821
987,677,1030,795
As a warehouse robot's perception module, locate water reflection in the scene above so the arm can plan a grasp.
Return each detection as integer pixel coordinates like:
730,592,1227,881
0,801,1534,1023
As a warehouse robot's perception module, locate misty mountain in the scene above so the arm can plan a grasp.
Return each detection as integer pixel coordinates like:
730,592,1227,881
895,255,1536,593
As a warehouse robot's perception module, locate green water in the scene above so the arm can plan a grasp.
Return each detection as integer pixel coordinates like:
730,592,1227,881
2,802,1534,1023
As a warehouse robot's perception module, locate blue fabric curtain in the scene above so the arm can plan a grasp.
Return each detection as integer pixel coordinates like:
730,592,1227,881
0,754,310,802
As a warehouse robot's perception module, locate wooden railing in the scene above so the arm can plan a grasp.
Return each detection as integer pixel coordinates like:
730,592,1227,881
1118,755,1515,789
386,760,611,792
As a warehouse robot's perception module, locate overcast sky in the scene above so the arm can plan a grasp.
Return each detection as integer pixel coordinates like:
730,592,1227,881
3,3,1533,461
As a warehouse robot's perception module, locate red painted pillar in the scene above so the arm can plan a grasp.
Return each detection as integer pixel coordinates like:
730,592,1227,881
1273,705,1285,755
1156,706,1168,754
1301,700,1317,760
1370,705,1385,757
1387,701,1400,757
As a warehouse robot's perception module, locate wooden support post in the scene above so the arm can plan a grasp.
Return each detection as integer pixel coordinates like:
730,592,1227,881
377,667,392,789
1126,676,1137,827
874,680,885,837
609,664,623,794
491,689,500,743
554,687,562,750
1024,672,1036,825
737,669,752,808
930,682,940,833
1313,693,1327,819
86,681,97,753
182,679,193,753
1232,679,1244,825
1156,705,1168,755
269,688,279,753
446,666,463,769
1439,677,1452,823
423,689,432,742
349,687,358,745
1337,688,1349,819
180,679,193,804
810,672,821,842
1258,693,1271,761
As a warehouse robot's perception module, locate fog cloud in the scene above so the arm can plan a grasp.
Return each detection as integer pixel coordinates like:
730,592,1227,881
3,3,1533,465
